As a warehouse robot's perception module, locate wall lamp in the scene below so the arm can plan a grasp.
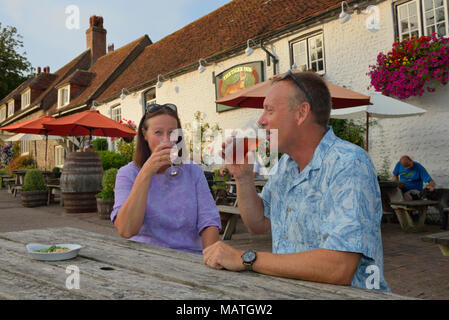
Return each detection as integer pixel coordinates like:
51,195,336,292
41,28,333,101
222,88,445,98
91,100,104,110
245,39,258,56
339,1,351,24
156,74,166,88
120,88,131,100
198,59,208,73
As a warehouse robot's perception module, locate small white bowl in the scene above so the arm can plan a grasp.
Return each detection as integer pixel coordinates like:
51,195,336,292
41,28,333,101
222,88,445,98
26,243,83,261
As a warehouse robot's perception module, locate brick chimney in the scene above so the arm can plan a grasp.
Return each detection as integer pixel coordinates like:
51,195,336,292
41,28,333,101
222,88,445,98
86,15,107,63
43,66,50,73
37,67,41,74
108,43,114,53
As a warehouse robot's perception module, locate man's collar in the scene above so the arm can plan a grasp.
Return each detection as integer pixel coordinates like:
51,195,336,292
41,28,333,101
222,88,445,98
308,126,337,170
285,126,337,174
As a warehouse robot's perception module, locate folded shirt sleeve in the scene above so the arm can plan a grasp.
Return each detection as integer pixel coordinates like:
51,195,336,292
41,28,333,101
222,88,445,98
110,165,135,223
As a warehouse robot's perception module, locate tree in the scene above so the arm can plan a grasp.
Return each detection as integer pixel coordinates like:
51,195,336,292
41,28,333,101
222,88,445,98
0,23,33,100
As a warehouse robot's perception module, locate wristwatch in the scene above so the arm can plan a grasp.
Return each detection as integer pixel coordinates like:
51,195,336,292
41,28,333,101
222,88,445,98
241,250,257,271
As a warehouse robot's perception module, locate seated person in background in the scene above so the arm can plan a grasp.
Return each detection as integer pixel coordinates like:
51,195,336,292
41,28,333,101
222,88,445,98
392,155,435,201
112,103,221,254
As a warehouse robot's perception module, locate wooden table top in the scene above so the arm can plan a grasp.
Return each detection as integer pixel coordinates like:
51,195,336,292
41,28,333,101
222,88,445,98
378,181,405,188
0,227,410,300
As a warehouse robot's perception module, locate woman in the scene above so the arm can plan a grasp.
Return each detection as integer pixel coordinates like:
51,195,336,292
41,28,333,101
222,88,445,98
111,103,221,254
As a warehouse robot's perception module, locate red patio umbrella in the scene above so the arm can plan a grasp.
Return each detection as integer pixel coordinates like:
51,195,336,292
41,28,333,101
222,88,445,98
42,110,136,142
0,115,62,170
216,72,372,109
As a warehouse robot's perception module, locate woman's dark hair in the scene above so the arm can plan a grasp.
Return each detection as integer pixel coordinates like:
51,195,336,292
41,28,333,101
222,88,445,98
133,107,183,168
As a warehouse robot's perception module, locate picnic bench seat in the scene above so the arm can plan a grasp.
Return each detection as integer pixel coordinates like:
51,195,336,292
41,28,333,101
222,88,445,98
421,230,449,256
2,178,16,192
46,184,62,206
0,175,14,188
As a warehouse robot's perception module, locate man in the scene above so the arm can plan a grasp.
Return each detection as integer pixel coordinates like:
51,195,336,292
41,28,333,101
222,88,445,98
203,70,390,292
392,155,435,201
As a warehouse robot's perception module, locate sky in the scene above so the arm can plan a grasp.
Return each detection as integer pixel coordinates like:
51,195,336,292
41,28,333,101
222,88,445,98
0,0,232,73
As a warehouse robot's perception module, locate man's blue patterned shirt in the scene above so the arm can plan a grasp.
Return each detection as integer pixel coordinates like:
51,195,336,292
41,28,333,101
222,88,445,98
260,127,390,292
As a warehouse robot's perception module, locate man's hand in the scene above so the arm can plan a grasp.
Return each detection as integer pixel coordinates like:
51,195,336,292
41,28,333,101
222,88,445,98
203,241,245,271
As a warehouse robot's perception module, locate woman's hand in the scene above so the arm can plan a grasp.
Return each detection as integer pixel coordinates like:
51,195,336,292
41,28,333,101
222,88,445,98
141,142,173,177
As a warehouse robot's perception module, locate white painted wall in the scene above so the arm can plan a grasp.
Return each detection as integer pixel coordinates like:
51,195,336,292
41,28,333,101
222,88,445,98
99,0,449,188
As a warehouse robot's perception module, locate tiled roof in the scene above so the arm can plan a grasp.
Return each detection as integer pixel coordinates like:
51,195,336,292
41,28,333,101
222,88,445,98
52,35,151,114
36,49,92,111
0,77,34,105
0,49,91,124
57,69,96,88
97,0,344,101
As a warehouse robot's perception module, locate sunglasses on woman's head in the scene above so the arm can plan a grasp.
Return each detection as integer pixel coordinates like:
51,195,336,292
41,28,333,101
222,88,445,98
145,103,178,114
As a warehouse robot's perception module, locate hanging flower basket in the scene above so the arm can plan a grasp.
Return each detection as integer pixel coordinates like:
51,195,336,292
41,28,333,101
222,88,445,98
368,33,449,100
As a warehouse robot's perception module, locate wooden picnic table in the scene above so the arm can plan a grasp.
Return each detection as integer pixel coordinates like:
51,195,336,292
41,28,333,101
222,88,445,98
421,230,449,257
0,227,409,300
218,179,267,240
11,169,29,186
390,200,440,233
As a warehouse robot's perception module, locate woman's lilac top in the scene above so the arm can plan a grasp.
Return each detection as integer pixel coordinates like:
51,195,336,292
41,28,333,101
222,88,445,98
111,161,221,254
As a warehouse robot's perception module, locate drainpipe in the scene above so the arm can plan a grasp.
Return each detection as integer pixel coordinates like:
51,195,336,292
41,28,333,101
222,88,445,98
260,38,279,75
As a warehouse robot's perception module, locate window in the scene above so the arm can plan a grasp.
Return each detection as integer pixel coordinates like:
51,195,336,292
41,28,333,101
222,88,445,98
20,141,29,155
21,89,31,109
396,0,448,41
423,0,448,36
7,100,14,117
55,146,64,167
0,106,6,122
111,105,121,122
290,33,325,75
144,88,156,107
58,85,70,108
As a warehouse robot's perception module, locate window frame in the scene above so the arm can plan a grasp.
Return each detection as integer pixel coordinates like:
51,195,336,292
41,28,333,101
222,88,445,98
0,106,6,122
422,0,449,37
20,141,30,155
58,85,70,108
289,31,326,75
54,145,64,168
111,105,122,122
143,87,157,114
7,100,14,117
393,0,449,41
21,89,31,110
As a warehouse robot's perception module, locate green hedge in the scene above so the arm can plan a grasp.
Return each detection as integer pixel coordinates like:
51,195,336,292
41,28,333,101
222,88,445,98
98,151,127,171
22,169,47,191
96,168,118,201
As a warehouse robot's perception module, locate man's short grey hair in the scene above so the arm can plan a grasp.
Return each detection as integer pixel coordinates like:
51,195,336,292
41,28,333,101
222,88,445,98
272,71,332,127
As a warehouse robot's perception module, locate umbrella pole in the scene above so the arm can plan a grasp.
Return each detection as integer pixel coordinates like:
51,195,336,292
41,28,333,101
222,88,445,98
45,135,48,171
34,140,37,167
365,112,369,152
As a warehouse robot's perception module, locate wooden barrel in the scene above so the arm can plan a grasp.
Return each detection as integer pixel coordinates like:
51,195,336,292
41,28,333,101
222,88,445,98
61,152,103,213
21,190,48,208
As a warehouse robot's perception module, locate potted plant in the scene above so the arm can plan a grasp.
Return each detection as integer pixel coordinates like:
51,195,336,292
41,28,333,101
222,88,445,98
21,169,48,207
96,168,118,219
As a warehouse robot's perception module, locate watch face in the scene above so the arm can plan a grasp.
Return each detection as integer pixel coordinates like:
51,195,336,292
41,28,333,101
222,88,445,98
242,250,256,263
